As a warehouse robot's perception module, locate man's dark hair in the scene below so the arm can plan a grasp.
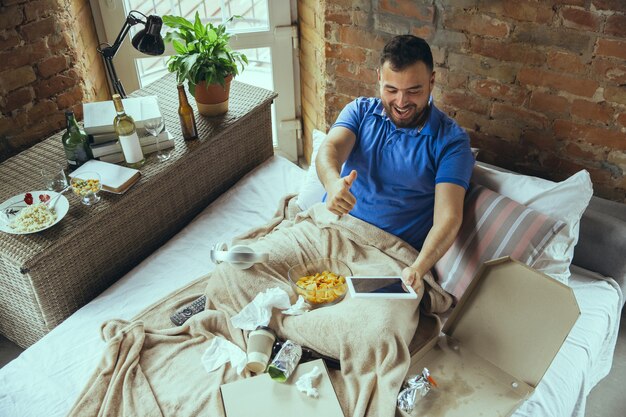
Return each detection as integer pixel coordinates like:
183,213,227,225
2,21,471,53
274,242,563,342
379,35,434,72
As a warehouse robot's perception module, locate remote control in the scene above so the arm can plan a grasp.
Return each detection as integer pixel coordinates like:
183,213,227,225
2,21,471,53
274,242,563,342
170,295,207,326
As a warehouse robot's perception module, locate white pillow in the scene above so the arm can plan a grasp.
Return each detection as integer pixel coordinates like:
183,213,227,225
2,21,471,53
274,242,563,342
296,129,326,210
472,164,593,283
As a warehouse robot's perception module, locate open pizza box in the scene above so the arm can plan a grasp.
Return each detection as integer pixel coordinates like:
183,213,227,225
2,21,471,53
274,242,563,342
221,359,345,417
402,256,580,416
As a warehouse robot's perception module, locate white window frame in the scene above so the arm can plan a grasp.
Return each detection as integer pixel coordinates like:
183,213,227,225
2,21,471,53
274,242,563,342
89,0,301,162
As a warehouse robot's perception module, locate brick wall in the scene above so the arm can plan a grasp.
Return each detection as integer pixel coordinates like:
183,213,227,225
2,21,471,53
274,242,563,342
298,0,326,163
299,0,626,202
0,0,108,162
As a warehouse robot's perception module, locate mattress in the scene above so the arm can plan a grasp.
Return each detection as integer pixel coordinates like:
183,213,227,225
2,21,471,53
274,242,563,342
0,156,621,417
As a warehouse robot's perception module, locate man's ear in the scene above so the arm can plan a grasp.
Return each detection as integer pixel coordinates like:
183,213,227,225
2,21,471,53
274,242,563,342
377,68,381,82
430,71,436,89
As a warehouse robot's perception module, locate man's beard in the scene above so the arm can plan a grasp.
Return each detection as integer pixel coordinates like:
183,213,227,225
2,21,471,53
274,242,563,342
382,101,430,129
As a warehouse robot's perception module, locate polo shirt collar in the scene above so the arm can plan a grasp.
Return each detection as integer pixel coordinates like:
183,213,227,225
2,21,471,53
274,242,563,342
373,96,440,136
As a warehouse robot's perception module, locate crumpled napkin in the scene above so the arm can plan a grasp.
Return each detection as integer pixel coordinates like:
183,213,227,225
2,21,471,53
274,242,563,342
231,287,309,330
282,295,311,315
201,336,247,375
296,366,322,398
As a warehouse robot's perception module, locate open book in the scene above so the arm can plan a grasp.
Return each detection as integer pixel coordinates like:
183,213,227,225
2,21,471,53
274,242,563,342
70,160,141,194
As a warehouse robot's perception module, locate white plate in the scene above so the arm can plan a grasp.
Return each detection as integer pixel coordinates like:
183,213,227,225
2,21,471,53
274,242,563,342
0,191,70,235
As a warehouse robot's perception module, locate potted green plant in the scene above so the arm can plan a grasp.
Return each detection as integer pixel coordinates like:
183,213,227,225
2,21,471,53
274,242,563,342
163,12,248,116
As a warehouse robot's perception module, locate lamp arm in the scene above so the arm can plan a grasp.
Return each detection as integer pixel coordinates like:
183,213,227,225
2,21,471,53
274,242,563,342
102,55,126,97
96,10,147,98
99,11,146,59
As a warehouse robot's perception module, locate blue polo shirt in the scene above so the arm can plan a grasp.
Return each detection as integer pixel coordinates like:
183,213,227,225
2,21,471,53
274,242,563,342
331,97,474,250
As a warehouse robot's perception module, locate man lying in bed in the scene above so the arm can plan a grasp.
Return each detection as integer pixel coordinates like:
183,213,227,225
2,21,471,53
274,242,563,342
317,34,475,294
69,35,474,417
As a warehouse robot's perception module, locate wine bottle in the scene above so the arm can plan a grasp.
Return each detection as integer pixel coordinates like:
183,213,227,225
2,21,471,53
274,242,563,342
177,84,198,140
61,111,91,170
112,94,145,168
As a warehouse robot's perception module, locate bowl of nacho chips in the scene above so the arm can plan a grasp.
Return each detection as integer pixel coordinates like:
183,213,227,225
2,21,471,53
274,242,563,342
288,258,351,307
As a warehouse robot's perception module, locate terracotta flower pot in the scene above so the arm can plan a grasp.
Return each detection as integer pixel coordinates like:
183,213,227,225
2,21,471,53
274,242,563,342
193,74,233,116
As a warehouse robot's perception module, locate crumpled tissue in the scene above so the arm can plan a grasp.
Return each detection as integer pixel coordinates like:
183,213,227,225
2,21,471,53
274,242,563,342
296,366,322,398
201,336,247,375
231,287,308,330
281,295,311,316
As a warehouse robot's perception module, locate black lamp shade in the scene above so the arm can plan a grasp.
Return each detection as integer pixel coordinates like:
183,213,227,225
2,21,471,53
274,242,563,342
131,15,165,55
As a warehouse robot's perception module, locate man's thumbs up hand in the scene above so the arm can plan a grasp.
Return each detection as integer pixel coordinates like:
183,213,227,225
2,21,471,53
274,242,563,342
344,170,357,187
326,170,358,216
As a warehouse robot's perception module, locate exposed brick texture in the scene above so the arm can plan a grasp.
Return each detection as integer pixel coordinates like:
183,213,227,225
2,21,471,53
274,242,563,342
0,6,24,30
298,0,326,164
37,54,69,78
0,30,20,50
596,38,626,60
470,37,544,65
0,87,34,113
571,99,614,124
592,59,626,85
298,0,626,201
480,1,555,24
592,0,626,11
530,91,570,115
445,13,510,38
547,51,587,74
518,68,600,97
604,13,626,37
560,6,602,31
379,1,434,22
471,79,527,106
0,0,108,161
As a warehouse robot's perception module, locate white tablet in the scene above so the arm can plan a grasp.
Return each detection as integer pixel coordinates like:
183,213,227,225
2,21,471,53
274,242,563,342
346,276,418,299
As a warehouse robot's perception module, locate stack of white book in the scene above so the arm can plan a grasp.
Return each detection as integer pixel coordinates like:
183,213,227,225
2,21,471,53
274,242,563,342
83,96,174,163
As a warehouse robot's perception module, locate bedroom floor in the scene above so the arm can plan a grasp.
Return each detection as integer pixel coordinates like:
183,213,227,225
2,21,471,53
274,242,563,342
1,309,625,415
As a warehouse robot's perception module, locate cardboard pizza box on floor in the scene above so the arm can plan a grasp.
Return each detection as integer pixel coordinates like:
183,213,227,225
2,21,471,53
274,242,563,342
402,257,580,417
220,359,345,417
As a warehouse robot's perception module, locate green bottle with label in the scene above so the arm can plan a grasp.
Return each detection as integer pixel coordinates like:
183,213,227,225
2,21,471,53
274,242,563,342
62,111,91,170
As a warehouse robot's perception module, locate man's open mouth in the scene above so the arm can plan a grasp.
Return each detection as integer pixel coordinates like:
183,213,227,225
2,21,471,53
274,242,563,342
393,106,414,119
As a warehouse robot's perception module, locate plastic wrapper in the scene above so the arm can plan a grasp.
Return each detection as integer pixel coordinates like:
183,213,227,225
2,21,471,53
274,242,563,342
267,339,302,382
397,368,438,413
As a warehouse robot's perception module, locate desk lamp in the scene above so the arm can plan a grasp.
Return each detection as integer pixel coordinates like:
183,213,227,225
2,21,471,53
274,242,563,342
97,11,165,98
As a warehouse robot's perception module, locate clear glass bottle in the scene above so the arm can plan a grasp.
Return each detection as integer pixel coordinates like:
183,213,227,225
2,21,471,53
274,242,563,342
62,111,91,170
177,84,198,140
112,94,145,168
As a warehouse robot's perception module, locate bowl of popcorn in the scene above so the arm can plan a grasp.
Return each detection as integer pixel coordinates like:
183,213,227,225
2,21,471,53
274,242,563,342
288,258,352,307
71,172,102,206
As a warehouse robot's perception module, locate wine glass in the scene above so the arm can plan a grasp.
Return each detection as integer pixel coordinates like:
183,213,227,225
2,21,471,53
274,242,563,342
71,172,102,206
142,98,170,162
40,162,69,192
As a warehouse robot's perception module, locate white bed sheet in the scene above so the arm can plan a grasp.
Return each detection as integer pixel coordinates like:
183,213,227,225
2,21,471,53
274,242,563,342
0,155,622,417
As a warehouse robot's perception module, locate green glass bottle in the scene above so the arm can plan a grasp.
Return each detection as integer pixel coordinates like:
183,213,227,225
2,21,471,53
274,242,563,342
62,111,91,170
112,94,145,168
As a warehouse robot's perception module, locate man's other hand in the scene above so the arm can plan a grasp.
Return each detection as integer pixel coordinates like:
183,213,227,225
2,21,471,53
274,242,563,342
401,266,425,293
326,170,357,216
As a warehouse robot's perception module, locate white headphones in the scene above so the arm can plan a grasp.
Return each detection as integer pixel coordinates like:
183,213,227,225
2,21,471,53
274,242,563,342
210,242,270,270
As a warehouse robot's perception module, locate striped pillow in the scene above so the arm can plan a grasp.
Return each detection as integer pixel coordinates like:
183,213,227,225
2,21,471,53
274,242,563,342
434,183,566,301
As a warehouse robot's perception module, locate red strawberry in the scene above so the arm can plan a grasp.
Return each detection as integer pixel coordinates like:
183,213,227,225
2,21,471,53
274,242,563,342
24,193,33,205
39,194,50,203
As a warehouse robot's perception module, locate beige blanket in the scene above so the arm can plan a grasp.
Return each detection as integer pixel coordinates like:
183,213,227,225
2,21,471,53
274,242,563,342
68,196,452,417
